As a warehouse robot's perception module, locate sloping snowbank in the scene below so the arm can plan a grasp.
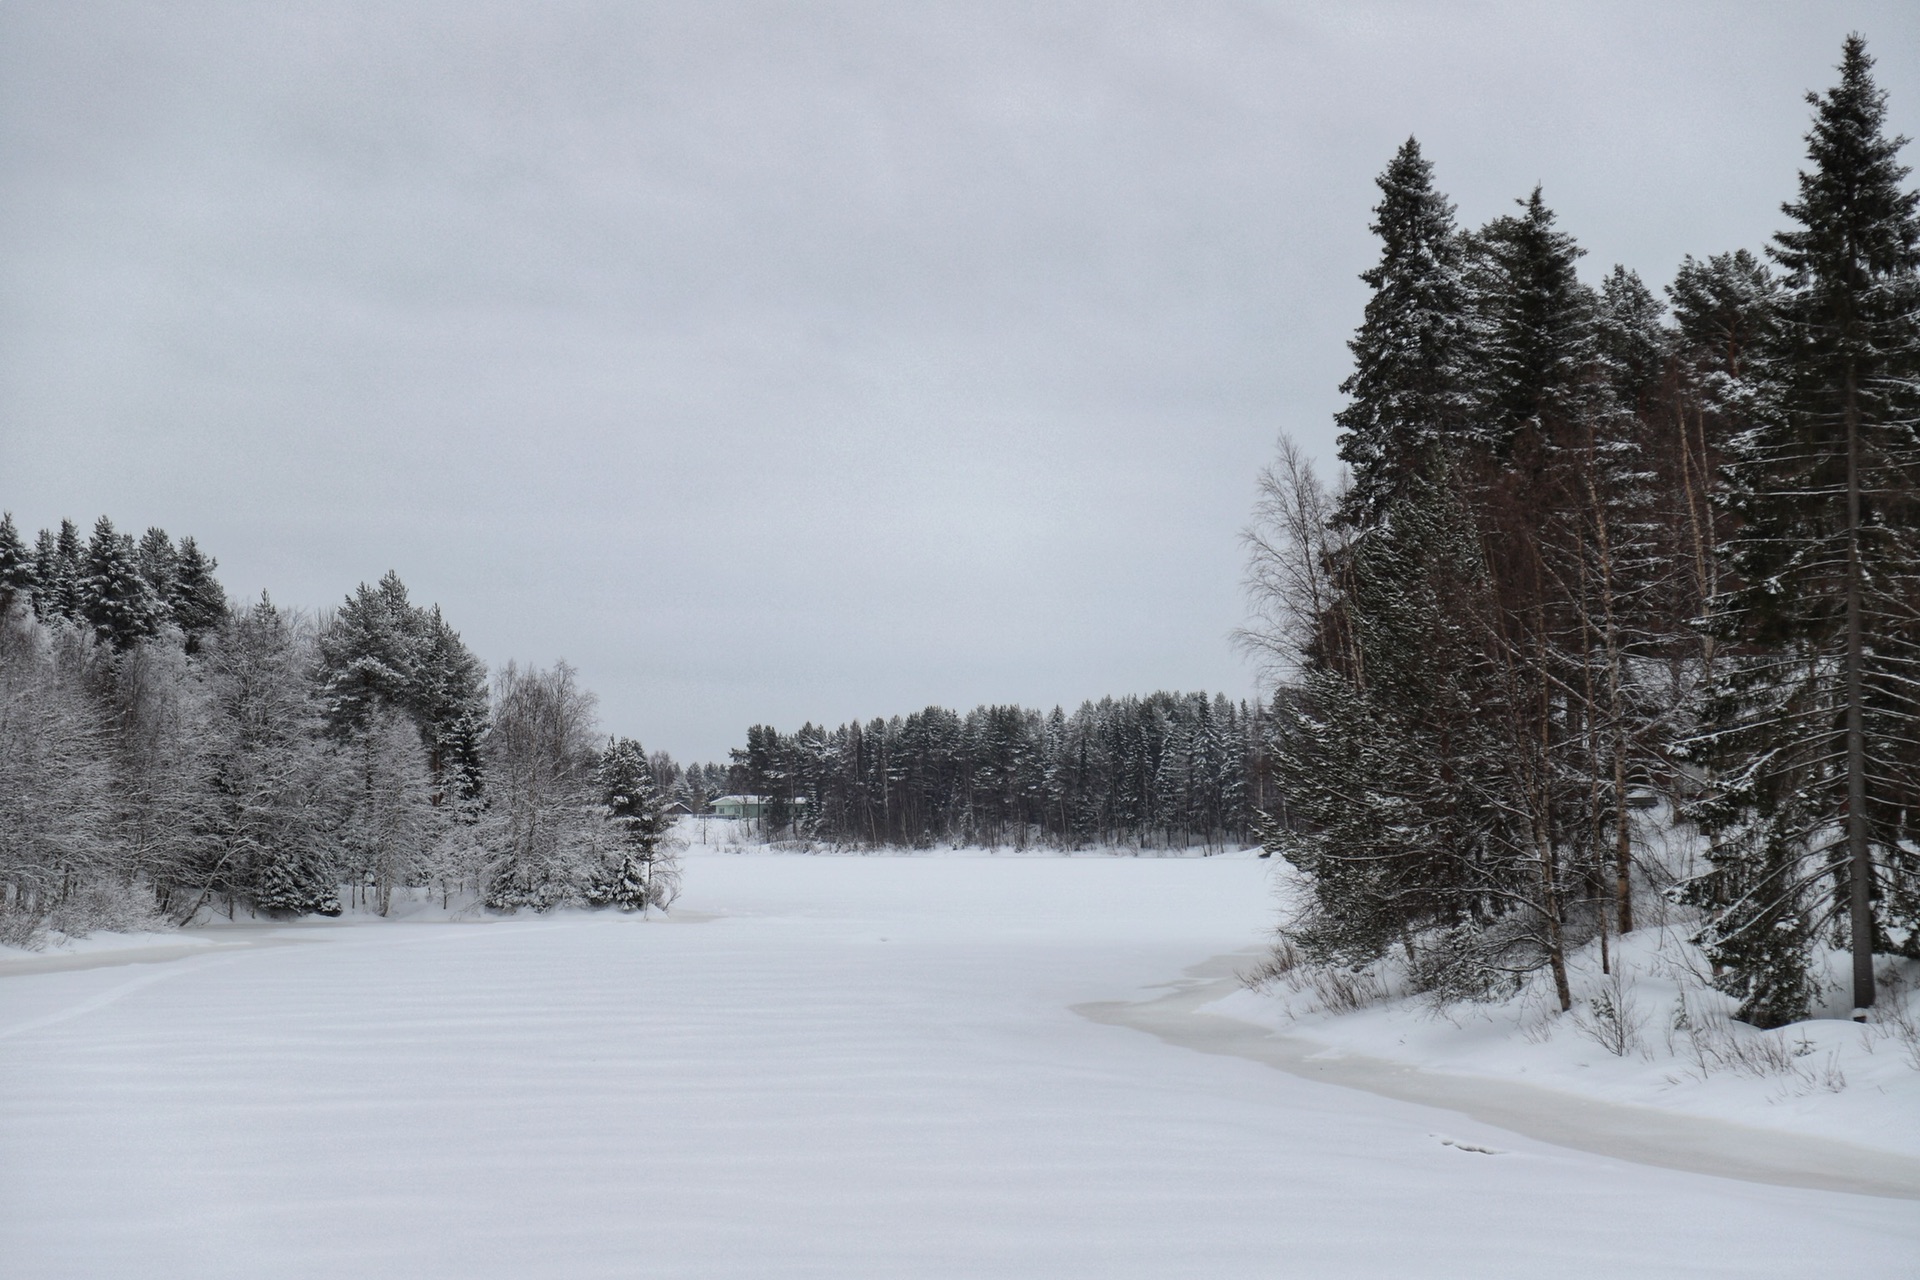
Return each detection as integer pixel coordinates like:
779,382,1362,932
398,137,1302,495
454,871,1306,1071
1218,829,1920,1161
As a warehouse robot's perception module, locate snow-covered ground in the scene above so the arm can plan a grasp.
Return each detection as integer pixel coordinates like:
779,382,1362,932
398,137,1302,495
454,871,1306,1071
3,849,1916,1278
1216,829,1920,1167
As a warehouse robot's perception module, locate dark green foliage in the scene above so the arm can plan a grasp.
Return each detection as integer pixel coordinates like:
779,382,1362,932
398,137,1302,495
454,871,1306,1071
1595,267,1670,414
0,512,570,930
1691,35,1920,1018
134,528,178,615
1335,137,1472,527
586,736,676,911
729,692,1265,850
1468,187,1596,452
1269,475,1528,992
19,517,225,649
1687,761,1823,1027
1253,57,1914,1026
318,572,424,728
1668,250,1780,399
30,520,84,622
249,848,345,918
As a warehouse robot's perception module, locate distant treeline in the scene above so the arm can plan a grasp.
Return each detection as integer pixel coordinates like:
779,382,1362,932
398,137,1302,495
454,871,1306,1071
0,515,676,945
722,693,1275,850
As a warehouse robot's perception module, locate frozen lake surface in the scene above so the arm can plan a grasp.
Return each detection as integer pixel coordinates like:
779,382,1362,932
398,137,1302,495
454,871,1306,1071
3,851,1916,1278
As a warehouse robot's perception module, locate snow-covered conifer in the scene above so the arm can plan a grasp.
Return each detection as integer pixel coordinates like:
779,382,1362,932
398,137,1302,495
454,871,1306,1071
169,537,227,652
1466,187,1596,453
587,736,679,912
79,517,161,651
0,514,35,617
134,527,179,618
1335,137,1473,527
1692,35,1920,1022
31,520,85,623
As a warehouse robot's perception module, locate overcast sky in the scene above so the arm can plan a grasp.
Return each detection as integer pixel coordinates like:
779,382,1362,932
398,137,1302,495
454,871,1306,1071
4,2,1917,761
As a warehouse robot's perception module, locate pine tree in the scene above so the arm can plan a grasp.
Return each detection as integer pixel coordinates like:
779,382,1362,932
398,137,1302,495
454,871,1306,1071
1595,267,1670,415
134,528,179,622
27,529,59,621
318,571,424,733
31,520,84,623
587,736,678,911
1335,138,1473,527
1469,187,1596,456
1667,250,1781,633
1695,35,1920,1022
1669,250,1780,406
170,537,227,652
415,605,489,803
80,517,161,651
0,513,35,616
317,575,487,805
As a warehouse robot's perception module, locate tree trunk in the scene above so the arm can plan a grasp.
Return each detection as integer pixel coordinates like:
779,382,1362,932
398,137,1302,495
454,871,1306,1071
1844,366,1875,1014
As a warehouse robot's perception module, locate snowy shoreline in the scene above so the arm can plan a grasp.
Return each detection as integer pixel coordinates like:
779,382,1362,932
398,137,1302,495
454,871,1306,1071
1082,950,1920,1199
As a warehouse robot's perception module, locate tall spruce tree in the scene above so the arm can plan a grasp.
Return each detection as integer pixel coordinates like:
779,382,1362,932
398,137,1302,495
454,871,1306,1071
0,514,35,616
31,520,84,623
169,537,227,652
1667,250,1781,646
134,528,179,624
1335,138,1472,527
1696,36,1920,1022
1469,187,1596,456
79,517,161,651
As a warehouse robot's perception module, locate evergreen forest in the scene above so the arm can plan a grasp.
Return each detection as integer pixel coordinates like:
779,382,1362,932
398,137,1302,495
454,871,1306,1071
1246,37,1920,1027
721,693,1273,851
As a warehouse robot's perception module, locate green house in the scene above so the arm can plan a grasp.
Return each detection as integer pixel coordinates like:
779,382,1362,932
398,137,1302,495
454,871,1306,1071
710,794,769,821
709,795,807,821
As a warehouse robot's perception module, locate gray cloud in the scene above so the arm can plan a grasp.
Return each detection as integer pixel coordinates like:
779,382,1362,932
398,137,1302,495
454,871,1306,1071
4,0,1916,758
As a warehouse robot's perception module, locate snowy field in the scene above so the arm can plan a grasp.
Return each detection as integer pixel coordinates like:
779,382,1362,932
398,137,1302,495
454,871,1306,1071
3,850,1918,1278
